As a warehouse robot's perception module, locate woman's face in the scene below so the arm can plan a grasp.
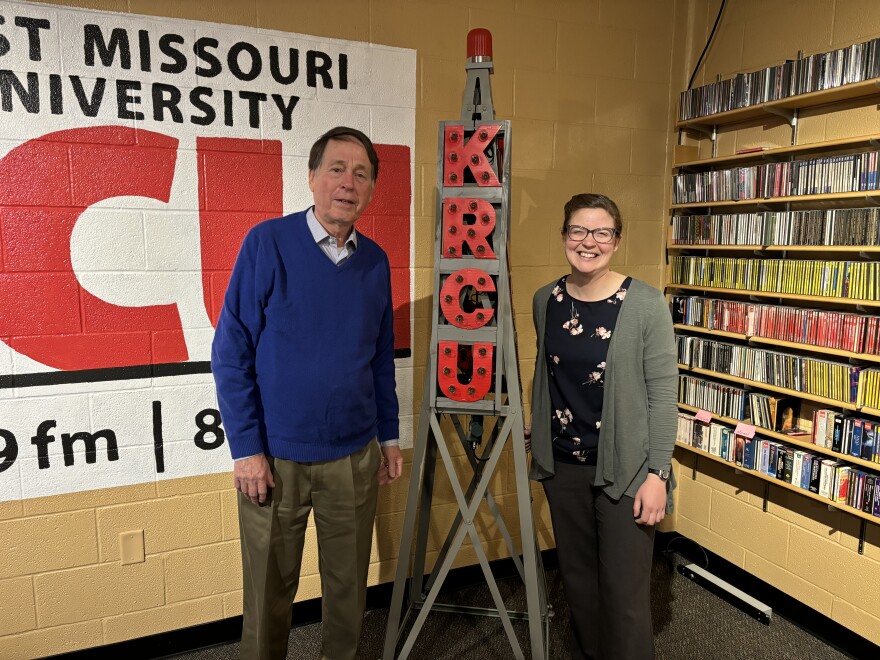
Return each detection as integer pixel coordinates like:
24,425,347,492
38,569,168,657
562,207,620,278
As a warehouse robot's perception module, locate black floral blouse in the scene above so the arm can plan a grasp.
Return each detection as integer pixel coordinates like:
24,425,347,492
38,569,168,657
544,275,631,464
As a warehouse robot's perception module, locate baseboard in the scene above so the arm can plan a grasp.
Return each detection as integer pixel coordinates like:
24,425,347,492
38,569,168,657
656,531,880,659
44,550,559,660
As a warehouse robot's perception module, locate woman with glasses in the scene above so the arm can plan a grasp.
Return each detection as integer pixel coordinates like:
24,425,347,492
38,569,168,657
526,193,678,659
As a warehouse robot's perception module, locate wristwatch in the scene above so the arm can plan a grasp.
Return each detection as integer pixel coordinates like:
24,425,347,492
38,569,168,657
648,468,671,481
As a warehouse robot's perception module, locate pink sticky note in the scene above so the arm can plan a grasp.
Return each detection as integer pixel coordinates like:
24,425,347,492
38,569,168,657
695,409,713,423
734,422,756,439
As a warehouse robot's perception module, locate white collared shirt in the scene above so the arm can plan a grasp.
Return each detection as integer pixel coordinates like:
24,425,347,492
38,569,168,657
306,208,358,265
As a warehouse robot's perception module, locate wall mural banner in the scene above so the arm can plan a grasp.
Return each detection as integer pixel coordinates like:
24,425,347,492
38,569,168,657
0,1,416,501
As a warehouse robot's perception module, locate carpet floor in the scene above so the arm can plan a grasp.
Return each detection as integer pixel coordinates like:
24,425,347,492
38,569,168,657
171,551,856,659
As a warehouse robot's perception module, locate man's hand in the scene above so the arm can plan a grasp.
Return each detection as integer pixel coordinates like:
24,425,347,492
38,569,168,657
378,445,403,486
523,425,532,453
234,453,275,505
633,473,667,526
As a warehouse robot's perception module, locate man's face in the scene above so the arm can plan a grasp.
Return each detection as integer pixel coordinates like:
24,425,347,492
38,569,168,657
309,138,375,232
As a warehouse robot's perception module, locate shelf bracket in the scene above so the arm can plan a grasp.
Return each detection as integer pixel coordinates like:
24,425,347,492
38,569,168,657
684,123,715,139
693,455,698,480
865,194,880,205
762,482,770,513
858,519,866,555
764,105,795,125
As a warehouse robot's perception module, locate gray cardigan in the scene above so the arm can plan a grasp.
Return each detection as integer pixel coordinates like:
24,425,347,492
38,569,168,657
529,277,679,508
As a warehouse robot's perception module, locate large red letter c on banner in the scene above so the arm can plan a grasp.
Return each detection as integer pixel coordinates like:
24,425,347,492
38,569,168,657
0,126,186,370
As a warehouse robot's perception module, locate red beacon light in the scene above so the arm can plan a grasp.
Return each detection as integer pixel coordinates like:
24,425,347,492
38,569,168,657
467,28,492,62
461,29,495,121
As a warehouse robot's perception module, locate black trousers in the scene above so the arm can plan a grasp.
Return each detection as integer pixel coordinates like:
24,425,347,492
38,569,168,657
542,462,655,660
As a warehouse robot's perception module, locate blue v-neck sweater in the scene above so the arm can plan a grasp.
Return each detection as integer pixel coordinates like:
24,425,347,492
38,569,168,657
211,210,399,462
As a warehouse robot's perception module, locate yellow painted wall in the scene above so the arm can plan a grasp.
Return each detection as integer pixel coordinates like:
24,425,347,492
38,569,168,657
0,0,804,658
671,0,880,646
8,0,878,656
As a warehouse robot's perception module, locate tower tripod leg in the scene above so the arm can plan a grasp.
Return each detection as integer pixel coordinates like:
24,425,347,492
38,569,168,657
422,414,524,598
397,413,524,660
382,378,435,660
503,306,550,658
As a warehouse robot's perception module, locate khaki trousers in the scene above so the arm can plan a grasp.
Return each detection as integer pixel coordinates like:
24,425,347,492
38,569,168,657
238,440,381,660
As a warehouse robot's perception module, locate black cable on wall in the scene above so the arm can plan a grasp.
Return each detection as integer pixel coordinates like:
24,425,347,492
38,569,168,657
688,0,728,90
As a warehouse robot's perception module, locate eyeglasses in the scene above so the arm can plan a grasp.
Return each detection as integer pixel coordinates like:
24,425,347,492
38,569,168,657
565,225,618,244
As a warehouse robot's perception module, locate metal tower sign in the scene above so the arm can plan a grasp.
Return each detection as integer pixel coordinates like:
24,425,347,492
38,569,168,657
383,28,549,660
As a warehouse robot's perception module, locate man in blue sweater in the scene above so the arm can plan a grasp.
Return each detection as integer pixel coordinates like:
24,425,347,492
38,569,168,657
211,126,403,660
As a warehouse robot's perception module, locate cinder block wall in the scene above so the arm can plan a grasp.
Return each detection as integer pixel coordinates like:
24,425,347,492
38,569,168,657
671,0,880,645
0,0,681,656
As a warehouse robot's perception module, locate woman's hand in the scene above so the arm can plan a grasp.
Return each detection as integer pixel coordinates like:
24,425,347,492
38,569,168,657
523,425,532,452
633,473,667,526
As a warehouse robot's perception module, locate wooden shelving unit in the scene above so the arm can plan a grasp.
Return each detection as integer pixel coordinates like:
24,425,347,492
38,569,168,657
671,190,880,211
677,364,860,410
666,284,880,307
668,245,880,253
678,403,880,472
674,132,880,171
675,441,880,527
669,70,880,540
673,323,880,365
675,76,880,132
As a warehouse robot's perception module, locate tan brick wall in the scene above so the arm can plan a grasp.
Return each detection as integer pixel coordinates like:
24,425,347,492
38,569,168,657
671,6,880,645
0,0,679,655
9,0,880,653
